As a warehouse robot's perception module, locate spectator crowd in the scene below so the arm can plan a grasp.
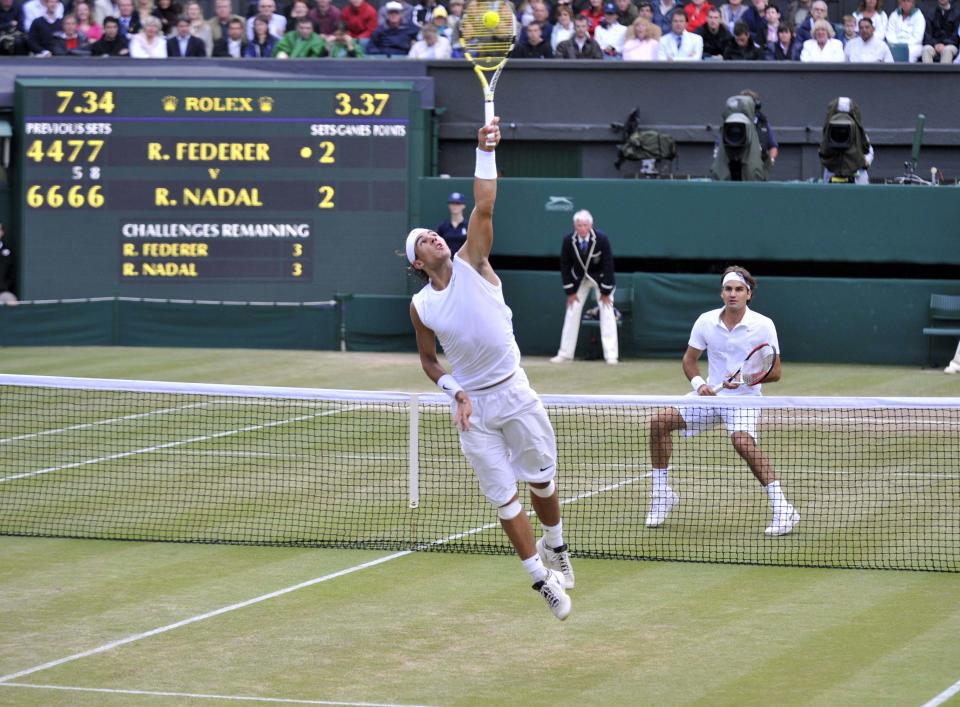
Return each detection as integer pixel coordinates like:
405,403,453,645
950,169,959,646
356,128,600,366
1,0,957,61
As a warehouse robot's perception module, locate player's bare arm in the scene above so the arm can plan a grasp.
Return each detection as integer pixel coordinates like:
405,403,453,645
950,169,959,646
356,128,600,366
459,118,501,286
683,345,714,396
410,302,472,431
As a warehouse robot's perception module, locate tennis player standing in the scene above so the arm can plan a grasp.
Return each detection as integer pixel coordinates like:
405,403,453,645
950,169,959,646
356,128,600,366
647,266,801,537
407,119,574,620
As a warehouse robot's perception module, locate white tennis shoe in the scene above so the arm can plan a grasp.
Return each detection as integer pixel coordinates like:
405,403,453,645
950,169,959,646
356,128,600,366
533,568,571,621
765,506,801,537
944,359,960,374
549,355,572,363
645,489,679,528
537,537,575,589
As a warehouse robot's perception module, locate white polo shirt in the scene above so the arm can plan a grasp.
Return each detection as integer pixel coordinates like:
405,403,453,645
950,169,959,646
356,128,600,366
688,306,780,396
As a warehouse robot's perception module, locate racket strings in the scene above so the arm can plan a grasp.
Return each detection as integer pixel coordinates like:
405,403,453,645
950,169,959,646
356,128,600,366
461,0,515,65
741,347,776,385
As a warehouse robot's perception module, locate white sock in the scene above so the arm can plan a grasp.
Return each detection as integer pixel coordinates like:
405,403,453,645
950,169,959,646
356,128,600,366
765,480,788,513
542,520,564,549
522,553,548,583
652,468,670,496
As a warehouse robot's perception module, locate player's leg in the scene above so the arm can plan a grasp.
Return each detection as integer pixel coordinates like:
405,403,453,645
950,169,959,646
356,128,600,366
944,340,960,374
500,381,575,589
552,279,592,362
498,500,570,620
727,409,799,536
598,286,618,365
646,406,688,527
460,396,570,619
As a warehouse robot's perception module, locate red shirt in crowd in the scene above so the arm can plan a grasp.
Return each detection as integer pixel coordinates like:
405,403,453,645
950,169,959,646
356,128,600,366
684,1,714,30
342,0,378,38
579,7,603,35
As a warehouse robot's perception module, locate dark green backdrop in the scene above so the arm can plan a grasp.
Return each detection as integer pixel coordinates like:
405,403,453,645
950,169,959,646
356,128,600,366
334,272,960,366
417,178,960,264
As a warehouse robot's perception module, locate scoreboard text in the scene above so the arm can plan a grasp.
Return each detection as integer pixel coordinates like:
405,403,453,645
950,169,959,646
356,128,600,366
15,79,421,300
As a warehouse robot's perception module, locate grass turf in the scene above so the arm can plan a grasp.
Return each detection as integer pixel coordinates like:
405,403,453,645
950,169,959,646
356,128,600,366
0,347,958,705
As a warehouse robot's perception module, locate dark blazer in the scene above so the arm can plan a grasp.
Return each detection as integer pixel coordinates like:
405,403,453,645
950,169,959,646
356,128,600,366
91,33,130,55
167,33,206,56
560,228,615,296
723,38,763,60
26,15,61,53
924,4,960,47
115,12,140,36
765,37,800,60
212,36,247,56
510,38,553,58
697,22,732,56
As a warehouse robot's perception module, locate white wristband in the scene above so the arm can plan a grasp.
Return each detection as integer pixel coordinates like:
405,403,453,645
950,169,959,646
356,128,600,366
475,148,497,180
690,376,706,393
437,374,464,400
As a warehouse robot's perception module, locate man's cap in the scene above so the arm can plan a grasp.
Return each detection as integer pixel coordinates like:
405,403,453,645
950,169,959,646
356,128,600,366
385,1,402,11
603,2,617,11
432,5,447,17
447,191,465,204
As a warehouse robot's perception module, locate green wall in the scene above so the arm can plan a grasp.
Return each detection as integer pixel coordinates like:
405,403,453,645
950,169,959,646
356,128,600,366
0,300,339,349
419,178,960,264
336,272,960,366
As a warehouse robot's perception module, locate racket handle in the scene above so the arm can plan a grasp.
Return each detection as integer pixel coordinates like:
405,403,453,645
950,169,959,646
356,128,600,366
484,100,496,146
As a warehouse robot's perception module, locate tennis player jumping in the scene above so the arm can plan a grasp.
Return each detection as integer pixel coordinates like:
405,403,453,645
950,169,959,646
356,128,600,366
406,119,574,620
647,266,800,537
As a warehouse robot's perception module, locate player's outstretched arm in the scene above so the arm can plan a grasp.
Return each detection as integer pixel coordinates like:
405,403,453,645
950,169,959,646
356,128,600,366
459,118,501,271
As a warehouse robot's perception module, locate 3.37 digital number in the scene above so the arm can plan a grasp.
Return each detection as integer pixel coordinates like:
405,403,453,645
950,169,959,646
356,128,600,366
26,185,105,209
54,90,115,115
334,92,389,117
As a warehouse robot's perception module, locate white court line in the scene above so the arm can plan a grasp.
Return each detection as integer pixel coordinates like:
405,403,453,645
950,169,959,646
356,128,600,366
922,677,960,707
0,402,209,446
0,407,359,484
0,551,412,684
0,683,432,707
0,471,644,686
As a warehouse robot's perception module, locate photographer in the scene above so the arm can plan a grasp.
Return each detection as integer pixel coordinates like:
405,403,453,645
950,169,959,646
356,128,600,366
710,92,768,181
820,96,873,184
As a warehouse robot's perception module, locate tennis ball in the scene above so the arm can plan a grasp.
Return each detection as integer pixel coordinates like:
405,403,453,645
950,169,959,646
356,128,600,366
482,10,500,29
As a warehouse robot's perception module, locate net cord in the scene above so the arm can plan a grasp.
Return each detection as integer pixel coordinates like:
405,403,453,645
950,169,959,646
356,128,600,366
0,374,957,410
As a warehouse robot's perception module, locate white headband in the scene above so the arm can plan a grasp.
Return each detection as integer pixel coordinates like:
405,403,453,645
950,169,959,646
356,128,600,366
722,271,750,289
406,228,429,264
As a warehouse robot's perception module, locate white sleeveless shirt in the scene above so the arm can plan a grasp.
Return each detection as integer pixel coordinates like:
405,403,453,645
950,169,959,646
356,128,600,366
412,255,520,390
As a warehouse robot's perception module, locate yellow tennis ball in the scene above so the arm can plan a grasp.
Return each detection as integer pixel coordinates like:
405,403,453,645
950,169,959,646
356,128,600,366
482,10,500,29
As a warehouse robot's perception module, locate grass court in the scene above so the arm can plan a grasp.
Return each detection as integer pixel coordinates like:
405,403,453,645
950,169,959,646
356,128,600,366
0,347,958,706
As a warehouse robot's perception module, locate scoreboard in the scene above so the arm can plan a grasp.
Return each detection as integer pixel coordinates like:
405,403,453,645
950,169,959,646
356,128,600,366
14,79,426,301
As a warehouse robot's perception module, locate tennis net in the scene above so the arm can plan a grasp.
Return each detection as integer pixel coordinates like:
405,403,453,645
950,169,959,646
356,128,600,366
0,374,957,571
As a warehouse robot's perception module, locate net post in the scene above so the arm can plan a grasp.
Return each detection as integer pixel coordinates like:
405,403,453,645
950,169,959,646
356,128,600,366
408,393,420,509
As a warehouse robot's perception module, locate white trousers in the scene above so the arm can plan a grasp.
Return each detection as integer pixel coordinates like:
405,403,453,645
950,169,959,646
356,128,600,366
556,279,618,362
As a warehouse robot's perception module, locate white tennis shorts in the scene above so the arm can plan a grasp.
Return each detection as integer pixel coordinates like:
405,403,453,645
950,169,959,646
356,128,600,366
679,395,760,439
456,368,558,507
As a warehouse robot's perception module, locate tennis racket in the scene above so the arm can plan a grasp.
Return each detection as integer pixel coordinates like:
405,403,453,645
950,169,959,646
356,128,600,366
459,0,517,145
712,343,777,393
